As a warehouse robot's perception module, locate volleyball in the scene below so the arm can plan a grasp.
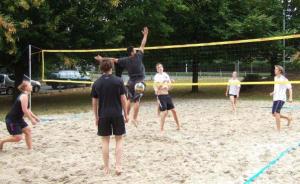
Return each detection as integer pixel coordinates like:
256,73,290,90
134,82,145,94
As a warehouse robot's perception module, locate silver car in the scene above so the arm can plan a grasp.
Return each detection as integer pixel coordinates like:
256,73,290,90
0,74,41,95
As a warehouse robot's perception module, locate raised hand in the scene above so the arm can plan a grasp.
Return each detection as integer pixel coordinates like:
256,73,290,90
142,27,149,36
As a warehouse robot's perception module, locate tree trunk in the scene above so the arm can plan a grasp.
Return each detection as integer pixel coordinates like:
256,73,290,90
269,54,278,77
192,56,199,92
13,51,28,101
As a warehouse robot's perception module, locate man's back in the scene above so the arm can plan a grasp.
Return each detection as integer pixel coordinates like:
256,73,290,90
91,74,125,117
118,51,145,80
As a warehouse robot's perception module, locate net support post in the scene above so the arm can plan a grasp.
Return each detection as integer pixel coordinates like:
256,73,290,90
28,44,32,109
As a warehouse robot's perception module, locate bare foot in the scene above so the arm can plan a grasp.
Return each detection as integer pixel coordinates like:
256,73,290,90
132,119,139,127
104,167,110,175
287,117,293,126
176,126,180,131
160,130,165,136
0,141,3,151
115,166,122,176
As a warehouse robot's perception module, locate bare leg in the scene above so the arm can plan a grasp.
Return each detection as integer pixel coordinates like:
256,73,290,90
102,136,110,174
274,113,281,132
234,98,238,111
160,111,168,133
280,114,292,126
230,96,236,112
170,109,180,130
0,135,23,151
132,101,140,126
115,135,123,175
157,103,160,117
22,127,32,150
126,99,131,115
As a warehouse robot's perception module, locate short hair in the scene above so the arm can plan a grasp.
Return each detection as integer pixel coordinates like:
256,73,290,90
100,59,113,73
275,65,285,74
156,63,163,67
127,46,134,56
18,80,29,92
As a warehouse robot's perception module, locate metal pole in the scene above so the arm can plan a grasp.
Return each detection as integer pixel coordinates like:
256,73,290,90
29,44,32,109
283,9,286,69
238,60,240,75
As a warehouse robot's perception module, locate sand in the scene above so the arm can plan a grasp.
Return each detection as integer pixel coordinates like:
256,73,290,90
1,99,300,184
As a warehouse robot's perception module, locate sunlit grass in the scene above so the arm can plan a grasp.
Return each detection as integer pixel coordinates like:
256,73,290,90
1,77,299,120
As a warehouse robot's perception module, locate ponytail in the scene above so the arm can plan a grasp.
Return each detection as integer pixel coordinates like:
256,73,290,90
18,81,27,92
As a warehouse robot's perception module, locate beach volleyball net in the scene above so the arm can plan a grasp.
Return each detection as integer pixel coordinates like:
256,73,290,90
34,34,300,88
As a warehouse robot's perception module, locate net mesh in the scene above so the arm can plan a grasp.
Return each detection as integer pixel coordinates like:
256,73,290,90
35,34,300,89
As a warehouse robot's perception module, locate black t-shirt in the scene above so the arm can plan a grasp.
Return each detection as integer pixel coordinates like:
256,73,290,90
118,51,145,81
6,93,28,122
91,74,126,118
114,63,124,77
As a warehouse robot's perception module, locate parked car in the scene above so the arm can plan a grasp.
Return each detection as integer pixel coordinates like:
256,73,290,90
46,70,92,89
0,74,41,95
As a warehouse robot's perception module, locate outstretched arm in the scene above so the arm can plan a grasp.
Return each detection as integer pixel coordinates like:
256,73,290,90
94,55,118,63
139,27,149,53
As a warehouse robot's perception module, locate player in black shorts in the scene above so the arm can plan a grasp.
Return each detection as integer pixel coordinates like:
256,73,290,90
91,59,129,175
153,63,180,133
0,77,39,151
95,27,149,127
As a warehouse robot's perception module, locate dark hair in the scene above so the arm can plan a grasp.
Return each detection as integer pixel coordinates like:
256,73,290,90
127,46,134,56
100,59,113,73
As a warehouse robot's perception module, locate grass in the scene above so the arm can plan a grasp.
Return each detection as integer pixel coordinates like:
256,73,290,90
1,77,300,120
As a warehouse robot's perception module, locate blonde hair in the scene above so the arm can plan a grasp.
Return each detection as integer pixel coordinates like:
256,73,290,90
18,81,29,92
275,65,285,74
156,63,163,67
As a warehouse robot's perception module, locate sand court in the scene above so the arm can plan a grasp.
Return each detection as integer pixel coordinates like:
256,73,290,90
1,98,300,184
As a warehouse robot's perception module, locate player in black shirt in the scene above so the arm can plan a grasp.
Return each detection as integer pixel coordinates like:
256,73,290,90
95,27,149,127
91,59,129,175
0,77,39,151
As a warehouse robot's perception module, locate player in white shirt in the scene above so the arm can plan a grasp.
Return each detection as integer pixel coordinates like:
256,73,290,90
153,63,180,133
270,65,293,132
225,71,241,112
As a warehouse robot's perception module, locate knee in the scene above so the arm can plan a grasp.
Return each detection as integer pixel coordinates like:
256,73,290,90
273,113,279,118
23,128,32,135
14,135,23,142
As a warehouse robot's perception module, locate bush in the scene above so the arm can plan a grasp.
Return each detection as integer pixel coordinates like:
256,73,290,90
242,74,262,82
241,74,263,91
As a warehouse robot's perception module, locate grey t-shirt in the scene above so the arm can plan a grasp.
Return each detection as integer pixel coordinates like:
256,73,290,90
118,51,145,81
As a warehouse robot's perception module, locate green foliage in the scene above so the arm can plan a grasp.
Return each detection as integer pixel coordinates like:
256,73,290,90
0,0,299,75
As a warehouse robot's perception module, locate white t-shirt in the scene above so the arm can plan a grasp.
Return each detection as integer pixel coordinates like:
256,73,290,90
273,75,292,101
153,72,171,94
228,78,241,95
154,72,171,83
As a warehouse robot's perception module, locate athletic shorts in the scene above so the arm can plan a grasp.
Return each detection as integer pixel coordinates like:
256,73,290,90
126,80,146,102
229,94,237,98
98,116,126,136
272,100,285,114
5,118,28,135
157,95,175,111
